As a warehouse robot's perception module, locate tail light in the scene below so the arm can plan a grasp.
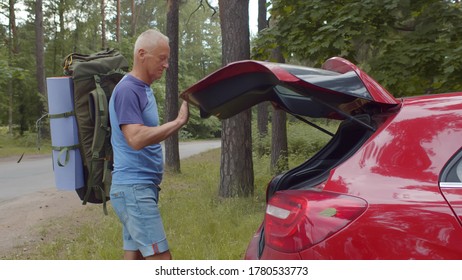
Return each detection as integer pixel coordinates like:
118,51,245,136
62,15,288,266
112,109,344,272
264,190,367,253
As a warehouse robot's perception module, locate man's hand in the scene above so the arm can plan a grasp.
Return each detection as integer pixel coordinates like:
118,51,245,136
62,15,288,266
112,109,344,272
176,101,189,126
121,101,190,150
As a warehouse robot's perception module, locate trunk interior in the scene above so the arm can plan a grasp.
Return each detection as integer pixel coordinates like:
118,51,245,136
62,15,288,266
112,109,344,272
266,114,375,200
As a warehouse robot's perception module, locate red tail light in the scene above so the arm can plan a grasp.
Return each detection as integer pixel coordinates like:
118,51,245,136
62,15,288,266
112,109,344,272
264,190,367,253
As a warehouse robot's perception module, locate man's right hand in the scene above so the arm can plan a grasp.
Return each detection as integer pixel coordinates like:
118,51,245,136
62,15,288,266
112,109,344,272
177,101,189,126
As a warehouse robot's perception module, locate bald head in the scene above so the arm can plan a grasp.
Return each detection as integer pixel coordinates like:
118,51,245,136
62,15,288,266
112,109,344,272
133,29,169,57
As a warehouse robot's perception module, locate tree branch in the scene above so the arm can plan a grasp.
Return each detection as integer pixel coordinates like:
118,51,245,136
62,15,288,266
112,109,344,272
185,0,218,32
204,0,217,16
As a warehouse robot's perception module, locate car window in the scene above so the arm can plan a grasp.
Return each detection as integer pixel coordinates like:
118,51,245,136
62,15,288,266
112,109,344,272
440,151,462,186
458,159,462,182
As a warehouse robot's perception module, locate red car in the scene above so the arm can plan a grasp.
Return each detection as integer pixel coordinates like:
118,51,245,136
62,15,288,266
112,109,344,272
180,57,462,259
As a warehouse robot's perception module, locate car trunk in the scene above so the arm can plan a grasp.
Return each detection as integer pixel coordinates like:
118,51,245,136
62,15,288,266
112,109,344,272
180,58,399,197
265,114,375,198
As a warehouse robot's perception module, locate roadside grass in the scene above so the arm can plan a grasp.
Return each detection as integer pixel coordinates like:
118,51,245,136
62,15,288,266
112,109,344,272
6,120,337,260
9,149,269,260
0,128,51,158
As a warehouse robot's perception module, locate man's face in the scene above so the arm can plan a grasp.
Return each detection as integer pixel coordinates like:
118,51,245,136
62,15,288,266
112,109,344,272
144,40,170,82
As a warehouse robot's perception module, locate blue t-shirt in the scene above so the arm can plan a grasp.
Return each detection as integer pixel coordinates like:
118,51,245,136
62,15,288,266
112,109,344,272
109,74,163,185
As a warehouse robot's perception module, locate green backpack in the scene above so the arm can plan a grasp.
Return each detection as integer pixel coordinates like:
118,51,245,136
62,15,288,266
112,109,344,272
61,49,129,214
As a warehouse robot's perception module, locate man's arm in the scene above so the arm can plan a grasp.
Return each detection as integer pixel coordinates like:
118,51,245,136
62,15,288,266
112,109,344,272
121,101,189,150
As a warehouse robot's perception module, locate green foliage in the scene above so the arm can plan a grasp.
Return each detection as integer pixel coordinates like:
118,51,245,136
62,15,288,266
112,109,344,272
183,107,222,139
253,0,462,96
253,118,339,168
287,119,338,158
177,2,222,138
369,1,462,95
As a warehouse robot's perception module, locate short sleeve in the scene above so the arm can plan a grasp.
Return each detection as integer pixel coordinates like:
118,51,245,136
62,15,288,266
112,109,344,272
113,86,148,126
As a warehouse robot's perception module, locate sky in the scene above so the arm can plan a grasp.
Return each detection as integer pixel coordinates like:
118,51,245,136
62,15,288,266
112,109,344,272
249,0,259,35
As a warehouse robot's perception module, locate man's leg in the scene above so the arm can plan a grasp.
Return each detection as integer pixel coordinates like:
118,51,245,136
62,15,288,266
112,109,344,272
116,184,170,260
145,250,172,260
124,250,144,260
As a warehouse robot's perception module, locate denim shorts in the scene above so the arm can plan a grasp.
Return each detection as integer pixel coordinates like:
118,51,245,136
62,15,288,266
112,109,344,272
110,183,169,257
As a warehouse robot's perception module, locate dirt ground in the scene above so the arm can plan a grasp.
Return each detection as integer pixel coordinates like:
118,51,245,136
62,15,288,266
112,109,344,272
0,187,92,259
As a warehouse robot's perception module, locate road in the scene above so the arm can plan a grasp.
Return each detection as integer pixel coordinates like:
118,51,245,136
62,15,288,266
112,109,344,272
0,140,220,203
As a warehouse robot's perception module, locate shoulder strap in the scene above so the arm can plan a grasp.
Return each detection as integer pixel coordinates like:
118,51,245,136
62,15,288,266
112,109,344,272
82,74,111,215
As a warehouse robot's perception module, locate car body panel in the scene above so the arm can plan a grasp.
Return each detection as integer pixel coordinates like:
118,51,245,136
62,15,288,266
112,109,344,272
440,189,462,226
244,93,462,259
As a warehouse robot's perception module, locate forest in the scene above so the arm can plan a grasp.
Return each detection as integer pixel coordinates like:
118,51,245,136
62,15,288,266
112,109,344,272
2,0,462,197
1,0,462,136
1,0,224,137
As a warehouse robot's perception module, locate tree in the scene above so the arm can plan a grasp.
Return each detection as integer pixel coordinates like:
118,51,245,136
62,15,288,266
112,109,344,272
101,0,106,49
35,0,46,99
130,0,136,37
218,0,254,197
269,47,288,174
7,0,18,135
255,0,462,97
165,0,181,172
115,0,120,43
176,0,222,139
255,0,269,157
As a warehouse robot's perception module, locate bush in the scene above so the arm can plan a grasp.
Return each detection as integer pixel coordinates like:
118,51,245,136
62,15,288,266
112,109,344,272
252,119,339,160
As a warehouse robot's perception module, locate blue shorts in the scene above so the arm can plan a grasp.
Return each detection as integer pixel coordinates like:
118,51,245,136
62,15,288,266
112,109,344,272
110,183,169,257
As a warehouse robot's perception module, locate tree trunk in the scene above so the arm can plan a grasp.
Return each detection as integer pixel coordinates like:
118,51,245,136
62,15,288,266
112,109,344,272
8,80,13,135
164,0,181,173
7,0,18,135
34,0,48,138
35,0,46,98
116,0,121,43
218,0,254,197
270,47,288,174
256,0,269,156
59,0,65,58
101,0,107,49
271,109,288,174
130,0,137,37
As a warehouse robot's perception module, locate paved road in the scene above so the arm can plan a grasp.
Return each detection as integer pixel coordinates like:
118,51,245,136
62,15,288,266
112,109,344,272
0,140,220,203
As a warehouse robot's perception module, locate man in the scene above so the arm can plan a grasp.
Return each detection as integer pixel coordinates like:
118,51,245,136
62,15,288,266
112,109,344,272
108,29,189,260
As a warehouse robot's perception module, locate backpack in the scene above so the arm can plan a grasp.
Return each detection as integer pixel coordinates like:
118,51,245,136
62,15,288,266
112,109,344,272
58,49,129,214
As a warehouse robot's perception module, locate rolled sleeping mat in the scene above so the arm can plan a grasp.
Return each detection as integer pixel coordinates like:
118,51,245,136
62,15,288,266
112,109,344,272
46,77,84,191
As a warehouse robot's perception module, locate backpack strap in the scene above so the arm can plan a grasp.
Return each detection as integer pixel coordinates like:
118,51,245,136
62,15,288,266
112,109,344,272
49,110,79,167
82,74,111,215
48,111,75,119
52,144,81,167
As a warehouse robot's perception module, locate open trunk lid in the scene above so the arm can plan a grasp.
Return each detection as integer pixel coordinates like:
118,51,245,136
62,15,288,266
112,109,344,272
180,57,399,120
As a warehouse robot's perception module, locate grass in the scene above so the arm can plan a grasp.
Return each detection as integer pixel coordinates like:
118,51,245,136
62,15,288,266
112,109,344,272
8,149,269,260
0,128,51,158
4,120,337,260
